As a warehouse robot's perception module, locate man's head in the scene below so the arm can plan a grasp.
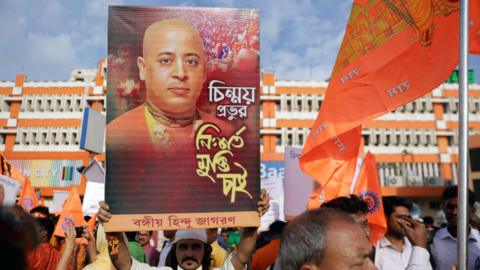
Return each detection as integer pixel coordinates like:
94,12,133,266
382,196,413,239
322,195,370,239
164,229,177,240
30,206,50,219
441,185,476,228
0,206,39,270
167,229,212,270
206,228,218,244
279,208,375,270
33,217,54,243
135,230,152,247
137,19,206,117
268,220,287,239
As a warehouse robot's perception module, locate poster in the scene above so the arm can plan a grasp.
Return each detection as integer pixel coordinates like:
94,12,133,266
0,175,21,205
106,6,260,231
82,159,105,215
260,162,285,230
284,146,315,218
49,190,69,213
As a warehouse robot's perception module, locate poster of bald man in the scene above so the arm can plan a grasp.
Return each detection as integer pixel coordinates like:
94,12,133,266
105,6,260,231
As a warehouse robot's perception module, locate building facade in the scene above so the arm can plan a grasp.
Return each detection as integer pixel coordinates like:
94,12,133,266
260,71,480,201
1,62,478,207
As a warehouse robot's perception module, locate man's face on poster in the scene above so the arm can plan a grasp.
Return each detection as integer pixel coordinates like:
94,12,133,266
137,20,207,115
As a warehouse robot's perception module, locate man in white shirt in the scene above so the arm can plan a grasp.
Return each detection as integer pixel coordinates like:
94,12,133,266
430,186,480,270
158,230,176,267
97,189,269,270
375,196,432,270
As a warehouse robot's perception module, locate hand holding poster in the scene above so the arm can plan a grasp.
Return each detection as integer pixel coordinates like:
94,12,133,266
106,6,260,231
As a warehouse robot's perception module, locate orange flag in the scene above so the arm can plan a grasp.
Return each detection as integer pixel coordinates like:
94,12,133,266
301,1,480,194
18,178,38,211
472,0,480,54
351,152,387,245
307,145,361,209
54,186,86,237
0,151,26,183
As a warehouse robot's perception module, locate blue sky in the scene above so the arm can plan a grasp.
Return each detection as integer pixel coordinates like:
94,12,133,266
0,0,479,82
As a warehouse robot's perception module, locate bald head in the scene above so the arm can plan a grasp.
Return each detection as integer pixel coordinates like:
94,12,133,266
142,19,204,60
137,19,207,116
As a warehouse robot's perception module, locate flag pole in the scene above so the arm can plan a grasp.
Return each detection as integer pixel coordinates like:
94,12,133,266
458,0,469,269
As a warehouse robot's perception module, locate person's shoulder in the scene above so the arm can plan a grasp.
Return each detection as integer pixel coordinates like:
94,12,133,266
107,105,146,132
433,227,448,240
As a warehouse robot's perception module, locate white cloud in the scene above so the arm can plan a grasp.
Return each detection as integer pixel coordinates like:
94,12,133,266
19,33,79,80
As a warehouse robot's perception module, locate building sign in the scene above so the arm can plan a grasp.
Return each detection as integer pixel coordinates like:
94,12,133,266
446,69,475,84
9,160,82,187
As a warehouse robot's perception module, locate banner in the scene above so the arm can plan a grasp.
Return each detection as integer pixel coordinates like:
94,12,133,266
82,159,105,215
300,0,479,195
0,175,21,205
284,147,315,218
10,159,82,187
106,6,260,231
49,190,69,213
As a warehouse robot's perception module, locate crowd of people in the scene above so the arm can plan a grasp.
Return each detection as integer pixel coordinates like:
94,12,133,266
1,185,479,269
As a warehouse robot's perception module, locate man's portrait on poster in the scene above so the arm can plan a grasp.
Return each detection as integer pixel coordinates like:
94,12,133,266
106,7,260,216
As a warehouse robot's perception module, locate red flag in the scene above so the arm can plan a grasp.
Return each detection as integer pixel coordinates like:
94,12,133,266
351,152,387,245
54,186,86,237
18,178,38,211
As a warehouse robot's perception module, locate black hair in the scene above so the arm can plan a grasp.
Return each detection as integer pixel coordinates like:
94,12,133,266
382,196,413,218
30,206,50,217
34,217,55,241
422,216,434,226
321,194,369,215
269,220,287,237
441,185,476,207
165,242,212,269
0,205,40,270
279,208,355,270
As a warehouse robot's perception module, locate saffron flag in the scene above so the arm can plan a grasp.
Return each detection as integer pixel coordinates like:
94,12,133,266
18,178,38,211
54,186,86,237
472,0,480,54
307,143,361,209
351,152,387,245
0,151,26,183
300,1,480,194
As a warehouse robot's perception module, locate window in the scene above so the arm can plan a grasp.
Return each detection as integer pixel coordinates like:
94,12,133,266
275,134,282,146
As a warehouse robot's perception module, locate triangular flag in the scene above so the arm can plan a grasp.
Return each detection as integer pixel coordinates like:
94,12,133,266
0,151,26,183
54,186,86,237
18,178,38,211
351,152,387,245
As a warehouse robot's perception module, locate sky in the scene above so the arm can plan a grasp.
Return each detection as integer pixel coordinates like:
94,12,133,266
0,0,479,82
